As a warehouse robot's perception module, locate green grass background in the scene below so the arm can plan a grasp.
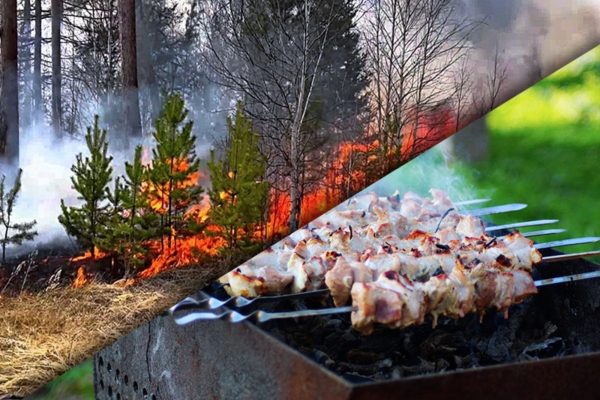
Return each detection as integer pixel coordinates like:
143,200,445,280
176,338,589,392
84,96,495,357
28,359,94,399
28,47,600,399
460,47,600,252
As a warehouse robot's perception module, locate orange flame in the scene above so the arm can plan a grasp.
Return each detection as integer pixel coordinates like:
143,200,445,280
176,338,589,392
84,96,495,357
71,247,107,262
69,108,458,285
143,159,202,213
137,225,225,279
72,266,89,288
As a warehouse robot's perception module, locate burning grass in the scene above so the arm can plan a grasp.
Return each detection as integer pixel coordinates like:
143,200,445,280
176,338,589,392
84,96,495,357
0,263,227,398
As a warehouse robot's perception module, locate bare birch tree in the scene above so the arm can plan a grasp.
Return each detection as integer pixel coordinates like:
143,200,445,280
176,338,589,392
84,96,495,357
472,45,508,117
201,0,366,231
363,0,474,171
20,0,33,128
33,0,42,119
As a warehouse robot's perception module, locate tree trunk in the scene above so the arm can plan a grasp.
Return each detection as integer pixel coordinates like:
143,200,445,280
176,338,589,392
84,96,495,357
33,0,42,118
288,126,301,232
51,0,63,136
21,0,33,128
0,0,19,165
136,0,160,123
119,0,142,143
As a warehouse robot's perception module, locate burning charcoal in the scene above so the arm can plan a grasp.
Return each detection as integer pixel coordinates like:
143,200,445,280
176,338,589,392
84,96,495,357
402,357,436,376
477,331,512,364
453,355,465,369
338,362,380,376
243,251,600,385
324,318,343,330
341,373,373,384
544,322,558,336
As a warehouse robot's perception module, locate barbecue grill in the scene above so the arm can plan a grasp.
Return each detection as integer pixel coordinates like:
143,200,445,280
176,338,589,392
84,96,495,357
94,200,600,400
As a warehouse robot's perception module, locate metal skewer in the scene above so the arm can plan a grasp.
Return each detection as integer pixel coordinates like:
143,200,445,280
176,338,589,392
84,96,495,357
485,219,559,232
516,228,566,238
465,203,527,217
172,269,600,326
173,245,600,314
173,305,354,326
534,270,600,287
542,250,600,263
535,237,600,250
171,288,329,314
455,198,491,207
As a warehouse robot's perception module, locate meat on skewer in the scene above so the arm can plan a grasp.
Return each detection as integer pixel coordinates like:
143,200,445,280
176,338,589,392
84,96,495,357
220,189,540,302
351,260,538,335
322,230,541,305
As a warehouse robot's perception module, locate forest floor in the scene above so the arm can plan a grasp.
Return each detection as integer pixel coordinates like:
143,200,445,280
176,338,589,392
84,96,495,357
0,262,228,398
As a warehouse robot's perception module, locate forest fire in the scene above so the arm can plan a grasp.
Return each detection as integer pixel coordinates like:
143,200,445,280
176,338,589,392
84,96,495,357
143,159,202,213
400,108,457,159
138,225,225,279
115,108,456,280
29,97,457,290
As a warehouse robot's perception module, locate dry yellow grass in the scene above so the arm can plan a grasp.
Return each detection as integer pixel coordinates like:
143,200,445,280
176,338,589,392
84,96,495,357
0,264,226,398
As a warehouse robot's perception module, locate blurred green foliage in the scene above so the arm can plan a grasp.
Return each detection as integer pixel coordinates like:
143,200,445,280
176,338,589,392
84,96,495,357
28,360,93,400
458,46,600,256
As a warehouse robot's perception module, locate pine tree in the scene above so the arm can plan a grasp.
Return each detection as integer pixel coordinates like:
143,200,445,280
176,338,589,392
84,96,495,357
58,115,113,258
0,169,38,265
208,103,268,253
100,146,159,276
147,93,202,250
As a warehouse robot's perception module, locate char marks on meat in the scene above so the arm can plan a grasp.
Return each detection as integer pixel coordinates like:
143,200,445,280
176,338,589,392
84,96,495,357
219,189,542,333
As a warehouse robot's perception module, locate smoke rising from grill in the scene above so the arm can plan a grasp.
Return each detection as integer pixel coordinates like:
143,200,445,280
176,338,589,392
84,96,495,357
362,137,477,204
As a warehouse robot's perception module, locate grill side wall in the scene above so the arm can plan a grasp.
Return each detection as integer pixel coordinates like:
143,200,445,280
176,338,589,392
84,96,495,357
94,313,352,400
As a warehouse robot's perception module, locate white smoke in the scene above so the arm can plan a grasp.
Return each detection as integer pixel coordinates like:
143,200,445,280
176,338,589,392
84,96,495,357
1,101,217,259
357,136,479,203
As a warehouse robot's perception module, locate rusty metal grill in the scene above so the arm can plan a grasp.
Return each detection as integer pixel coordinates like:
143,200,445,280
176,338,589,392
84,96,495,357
94,248,600,400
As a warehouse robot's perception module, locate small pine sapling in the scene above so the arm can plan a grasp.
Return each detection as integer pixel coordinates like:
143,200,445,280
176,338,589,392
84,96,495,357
102,146,159,276
208,103,269,254
58,115,114,259
147,93,203,250
0,169,38,265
